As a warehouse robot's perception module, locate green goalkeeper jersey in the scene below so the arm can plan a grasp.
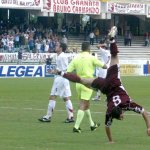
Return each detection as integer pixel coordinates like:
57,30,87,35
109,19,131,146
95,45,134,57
67,52,104,78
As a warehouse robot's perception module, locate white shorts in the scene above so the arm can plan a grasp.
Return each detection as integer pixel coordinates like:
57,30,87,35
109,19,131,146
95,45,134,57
50,76,71,98
96,68,107,78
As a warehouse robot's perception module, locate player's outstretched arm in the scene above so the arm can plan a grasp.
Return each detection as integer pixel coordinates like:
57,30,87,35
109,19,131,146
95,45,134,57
58,71,95,88
105,126,114,144
63,72,81,83
48,69,81,83
142,111,150,136
80,78,95,88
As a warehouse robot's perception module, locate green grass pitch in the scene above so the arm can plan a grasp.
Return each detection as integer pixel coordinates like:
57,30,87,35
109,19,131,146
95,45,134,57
0,76,150,150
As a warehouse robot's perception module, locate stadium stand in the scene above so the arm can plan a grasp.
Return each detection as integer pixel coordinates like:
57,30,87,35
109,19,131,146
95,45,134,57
67,35,150,60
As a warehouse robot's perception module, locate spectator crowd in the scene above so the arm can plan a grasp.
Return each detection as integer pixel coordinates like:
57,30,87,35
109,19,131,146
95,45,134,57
0,23,149,54
0,25,68,53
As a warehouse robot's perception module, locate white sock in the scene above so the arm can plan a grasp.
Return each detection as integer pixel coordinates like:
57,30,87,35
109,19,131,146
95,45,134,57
65,100,74,119
45,100,56,119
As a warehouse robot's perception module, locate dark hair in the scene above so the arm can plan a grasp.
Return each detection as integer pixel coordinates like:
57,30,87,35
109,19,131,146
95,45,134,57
92,53,95,56
111,106,122,119
60,43,67,52
81,42,90,51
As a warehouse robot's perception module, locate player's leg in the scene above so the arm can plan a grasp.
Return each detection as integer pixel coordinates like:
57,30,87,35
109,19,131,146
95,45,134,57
74,100,99,132
73,85,100,132
73,84,85,133
64,97,74,123
108,26,119,67
109,40,119,67
62,79,74,123
38,78,59,122
38,95,56,122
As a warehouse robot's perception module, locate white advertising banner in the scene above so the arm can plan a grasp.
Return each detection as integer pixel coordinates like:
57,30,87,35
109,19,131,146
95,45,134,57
120,60,147,76
0,53,76,63
0,0,42,9
0,65,45,77
107,2,145,15
42,0,101,15
120,64,143,76
0,53,148,76
146,4,150,18
0,53,55,63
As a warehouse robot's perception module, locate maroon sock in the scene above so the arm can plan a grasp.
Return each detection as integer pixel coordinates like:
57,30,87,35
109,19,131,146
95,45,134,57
63,73,81,83
110,42,119,56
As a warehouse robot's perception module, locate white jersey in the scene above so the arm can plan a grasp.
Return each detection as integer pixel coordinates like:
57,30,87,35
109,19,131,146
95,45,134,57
56,52,68,71
50,52,71,97
96,47,111,78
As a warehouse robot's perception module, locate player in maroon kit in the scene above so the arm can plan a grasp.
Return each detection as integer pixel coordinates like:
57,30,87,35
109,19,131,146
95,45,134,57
55,26,150,143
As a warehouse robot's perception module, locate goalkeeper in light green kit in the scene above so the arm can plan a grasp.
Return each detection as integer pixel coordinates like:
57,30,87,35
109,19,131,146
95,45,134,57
67,41,107,133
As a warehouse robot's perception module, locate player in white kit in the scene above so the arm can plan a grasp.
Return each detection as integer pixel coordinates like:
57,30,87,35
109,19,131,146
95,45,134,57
92,40,111,101
39,42,74,123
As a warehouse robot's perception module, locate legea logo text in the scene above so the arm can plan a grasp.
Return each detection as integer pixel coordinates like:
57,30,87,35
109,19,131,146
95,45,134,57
0,65,44,77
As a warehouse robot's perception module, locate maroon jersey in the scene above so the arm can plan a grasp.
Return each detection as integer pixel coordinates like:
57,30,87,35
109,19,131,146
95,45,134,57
91,64,121,96
105,97,144,127
91,64,144,126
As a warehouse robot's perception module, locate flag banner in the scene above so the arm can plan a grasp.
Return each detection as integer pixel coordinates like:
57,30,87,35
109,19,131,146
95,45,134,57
0,0,42,9
42,0,101,15
107,2,145,15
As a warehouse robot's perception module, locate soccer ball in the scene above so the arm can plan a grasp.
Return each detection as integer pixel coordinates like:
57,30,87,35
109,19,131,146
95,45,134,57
108,26,117,38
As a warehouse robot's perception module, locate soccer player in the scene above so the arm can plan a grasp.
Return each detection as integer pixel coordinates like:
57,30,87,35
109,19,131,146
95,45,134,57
56,26,150,142
66,41,107,133
92,40,111,101
38,42,74,123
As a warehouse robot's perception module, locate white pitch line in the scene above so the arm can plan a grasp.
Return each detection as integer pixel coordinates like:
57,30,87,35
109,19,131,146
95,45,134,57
0,106,150,116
